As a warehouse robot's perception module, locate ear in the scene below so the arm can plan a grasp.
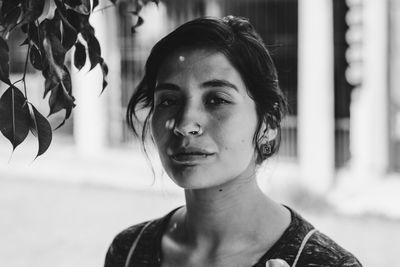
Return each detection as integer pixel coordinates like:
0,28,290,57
259,121,278,142
267,127,278,141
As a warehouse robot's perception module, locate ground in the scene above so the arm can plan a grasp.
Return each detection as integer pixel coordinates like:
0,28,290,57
0,177,399,267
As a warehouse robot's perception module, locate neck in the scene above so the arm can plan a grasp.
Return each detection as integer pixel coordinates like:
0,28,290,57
181,174,285,247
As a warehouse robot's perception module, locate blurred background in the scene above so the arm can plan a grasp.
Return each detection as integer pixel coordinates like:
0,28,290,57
1,0,400,266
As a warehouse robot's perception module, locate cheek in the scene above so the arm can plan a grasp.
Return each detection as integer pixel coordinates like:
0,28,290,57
213,113,257,154
150,114,169,147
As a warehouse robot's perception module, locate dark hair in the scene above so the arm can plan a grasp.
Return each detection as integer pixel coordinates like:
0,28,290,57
127,15,288,164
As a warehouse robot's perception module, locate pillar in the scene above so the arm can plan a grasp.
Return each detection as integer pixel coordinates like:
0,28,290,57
298,0,335,193
389,0,400,171
349,0,389,178
205,0,222,17
72,4,122,155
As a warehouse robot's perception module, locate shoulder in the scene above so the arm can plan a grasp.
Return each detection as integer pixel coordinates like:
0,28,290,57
299,229,363,266
104,221,154,267
103,207,182,267
271,207,362,267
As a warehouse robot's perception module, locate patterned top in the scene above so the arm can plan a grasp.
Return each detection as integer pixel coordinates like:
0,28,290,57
104,207,363,267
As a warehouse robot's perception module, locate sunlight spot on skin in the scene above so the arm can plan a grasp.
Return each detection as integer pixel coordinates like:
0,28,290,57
179,55,185,62
168,222,178,233
165,119,175,130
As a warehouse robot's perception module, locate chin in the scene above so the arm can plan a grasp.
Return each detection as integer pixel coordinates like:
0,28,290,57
166,165,223,190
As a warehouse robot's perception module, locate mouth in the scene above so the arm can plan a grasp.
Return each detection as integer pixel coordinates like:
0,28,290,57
169,149,215,164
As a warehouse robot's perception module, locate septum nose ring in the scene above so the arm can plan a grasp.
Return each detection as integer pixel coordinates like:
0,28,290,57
189,124,202,135
165,119,203,135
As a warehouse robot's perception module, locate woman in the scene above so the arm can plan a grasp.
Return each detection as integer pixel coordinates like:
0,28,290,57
104,16,362,267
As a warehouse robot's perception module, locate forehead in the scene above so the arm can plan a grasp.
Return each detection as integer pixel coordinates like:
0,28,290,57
156,48,243,84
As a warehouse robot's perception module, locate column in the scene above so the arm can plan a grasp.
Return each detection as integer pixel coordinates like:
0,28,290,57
349,0,389,177
205,0,222,17
389,0,400,170
298,0,335,193
72,4,122,155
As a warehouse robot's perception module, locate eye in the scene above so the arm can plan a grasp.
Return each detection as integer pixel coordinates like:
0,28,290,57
156,98,177,108
207,94,231,105
154,94,180,108
208,97,228,105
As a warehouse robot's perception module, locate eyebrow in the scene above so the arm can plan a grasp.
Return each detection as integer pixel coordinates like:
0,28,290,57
155,79,238,92
201,79,238,92
154,83,180,92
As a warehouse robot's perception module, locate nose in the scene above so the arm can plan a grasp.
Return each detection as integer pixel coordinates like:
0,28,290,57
172,102,203,137
173,122,203,136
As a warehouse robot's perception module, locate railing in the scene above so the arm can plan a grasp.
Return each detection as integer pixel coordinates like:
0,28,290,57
279,115,298,161
335,118,351,168
278,116,351,168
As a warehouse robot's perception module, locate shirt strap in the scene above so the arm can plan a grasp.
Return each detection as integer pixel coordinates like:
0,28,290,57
125,220,153,267
292,228,317,267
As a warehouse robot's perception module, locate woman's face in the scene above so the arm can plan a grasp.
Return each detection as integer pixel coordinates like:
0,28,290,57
150,48,259,189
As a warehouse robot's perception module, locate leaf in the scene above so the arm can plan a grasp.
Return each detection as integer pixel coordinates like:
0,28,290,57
48,83,75,116
28,103,52,158
20,0,45,26
54,0,68,16
87,34,101,70
47,87,63,115
100,59,108,93
0,86,30,150
55,7,78,33
92,0,99,10
30,44,46,70
20,37,29,46
48,84,75,130
41,18,67,81
65,9,81,31
73,41,86,70
43,36,66,80
37,0,56,23
27,23,41,49
48,66,75,117
21,23,28,33
79,14,95,40
136,16,144,27
0,36,11,85
71,0,91,15
131,16,144,33
53,108,71,130
0,5,21,33
43,67,60,98
61,18,77,50
62,66,72,96
0,0,20,21
65,0,82,7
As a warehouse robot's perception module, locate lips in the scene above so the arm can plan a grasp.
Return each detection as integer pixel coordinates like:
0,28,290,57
168,147,215,164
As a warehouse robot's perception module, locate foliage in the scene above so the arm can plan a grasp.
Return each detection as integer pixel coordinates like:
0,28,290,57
0,0,158,158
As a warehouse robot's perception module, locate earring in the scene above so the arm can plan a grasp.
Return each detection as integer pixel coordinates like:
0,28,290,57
260,142,271,158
